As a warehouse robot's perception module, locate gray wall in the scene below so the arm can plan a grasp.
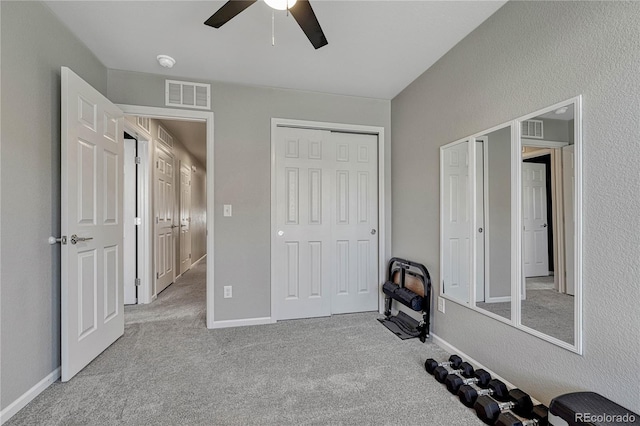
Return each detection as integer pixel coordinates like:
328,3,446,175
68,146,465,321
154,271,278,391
391,1,640,411
0,1,107,409
485,127,511,299
107,71,391,321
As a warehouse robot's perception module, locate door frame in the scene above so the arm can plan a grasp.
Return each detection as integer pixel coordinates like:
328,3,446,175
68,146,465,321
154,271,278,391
270,118,387,321
118,104,216,328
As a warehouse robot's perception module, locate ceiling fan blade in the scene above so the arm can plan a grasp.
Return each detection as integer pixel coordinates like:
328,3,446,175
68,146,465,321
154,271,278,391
204,0,257,28
289,0,328,49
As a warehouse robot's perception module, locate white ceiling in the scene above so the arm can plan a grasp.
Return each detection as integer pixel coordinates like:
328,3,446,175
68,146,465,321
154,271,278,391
45,0,506,99
157,119,207,166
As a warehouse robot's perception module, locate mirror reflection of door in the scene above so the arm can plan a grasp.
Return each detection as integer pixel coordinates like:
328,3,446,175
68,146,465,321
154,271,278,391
520,103,576,345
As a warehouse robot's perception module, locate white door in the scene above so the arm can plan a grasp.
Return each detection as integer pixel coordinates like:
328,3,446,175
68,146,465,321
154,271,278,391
475,140,485,303
123,136,137,304
180,163,192,275
274,127,379,320
442,142,471,302
563,145,575,295
155,144,175,294
523,162,549,277
330,132,379,315
61,67,124,381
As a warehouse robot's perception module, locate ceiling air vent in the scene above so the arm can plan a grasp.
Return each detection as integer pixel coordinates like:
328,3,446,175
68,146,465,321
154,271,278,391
165,79,211,110
521,119,543,139
158,125,174,148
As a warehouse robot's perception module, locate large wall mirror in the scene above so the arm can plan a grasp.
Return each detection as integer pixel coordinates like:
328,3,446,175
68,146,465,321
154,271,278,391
440,97,582,353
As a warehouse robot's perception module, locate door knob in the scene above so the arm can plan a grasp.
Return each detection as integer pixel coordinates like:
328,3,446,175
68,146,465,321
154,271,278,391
48,236,67,245
542,223,548,228
371,229,377,235
478,228,483,233
70,234,93,245
277,230,284,237
171,225,179,229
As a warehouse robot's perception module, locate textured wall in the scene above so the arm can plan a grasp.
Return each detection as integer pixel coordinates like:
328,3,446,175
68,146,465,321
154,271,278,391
108,70,391,321
391,1,640,411
0,1,107,409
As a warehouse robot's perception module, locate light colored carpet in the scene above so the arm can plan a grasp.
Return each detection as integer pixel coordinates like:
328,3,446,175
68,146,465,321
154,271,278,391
476,287,574,344
7,262,485,426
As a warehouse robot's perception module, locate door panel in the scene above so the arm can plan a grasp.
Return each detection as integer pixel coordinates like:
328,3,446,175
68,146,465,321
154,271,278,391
442,142,471,302
61,67,124,381
523,162,549,277
123,137,137,304
330,132,378,315
155,144,175,294
180,163,192,274
276,128,333,320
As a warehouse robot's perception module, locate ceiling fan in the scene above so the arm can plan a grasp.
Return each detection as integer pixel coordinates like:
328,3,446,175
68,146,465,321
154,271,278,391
204,0,328,49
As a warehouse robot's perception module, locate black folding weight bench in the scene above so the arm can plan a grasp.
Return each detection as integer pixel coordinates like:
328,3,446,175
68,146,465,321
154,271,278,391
377,257,431,342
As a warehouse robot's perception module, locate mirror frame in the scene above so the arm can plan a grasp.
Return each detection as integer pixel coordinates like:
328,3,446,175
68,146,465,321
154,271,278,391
439,96,583,354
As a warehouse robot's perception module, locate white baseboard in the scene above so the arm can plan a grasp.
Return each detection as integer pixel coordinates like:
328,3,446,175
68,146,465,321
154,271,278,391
0,367,60,425
191,253,206,267
430,333,541,405
209,316,274,329
484,296,511,303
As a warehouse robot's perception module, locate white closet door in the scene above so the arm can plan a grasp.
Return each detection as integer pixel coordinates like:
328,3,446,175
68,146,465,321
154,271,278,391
441,142,471,302
61,67,124,381
330,132,379,314
275,127,333,320
274,127,380,320
180,163,192,275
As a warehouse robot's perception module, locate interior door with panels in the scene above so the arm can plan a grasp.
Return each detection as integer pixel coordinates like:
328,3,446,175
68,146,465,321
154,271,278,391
61,67,124,381
155,143,176,294
330,132,379,314
275,127,333,320
522,162,549,277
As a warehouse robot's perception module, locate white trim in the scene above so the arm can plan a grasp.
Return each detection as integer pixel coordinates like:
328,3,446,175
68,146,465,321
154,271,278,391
270,118,387,321
430,333,542,405
123,120,153,304
209,317,275,329
522,138,569,149
116,105,215,328
483,295,511,304
0,368,60,425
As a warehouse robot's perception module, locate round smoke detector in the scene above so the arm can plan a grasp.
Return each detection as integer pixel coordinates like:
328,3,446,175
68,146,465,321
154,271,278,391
157,55,176,69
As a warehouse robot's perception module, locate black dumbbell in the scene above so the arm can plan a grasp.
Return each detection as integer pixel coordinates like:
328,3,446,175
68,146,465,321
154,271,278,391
445,368,491,394
424,355,462,375
495,405,549,426
474,390,534,425
458,379,509,407
433,361,474,383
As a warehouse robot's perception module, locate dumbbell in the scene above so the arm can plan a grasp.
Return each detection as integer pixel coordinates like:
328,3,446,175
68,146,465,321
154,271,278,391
458,379,509,407
433,361,474,383
474,389,534,425
445,368,491,394
424,355,462,375
495,405,549,426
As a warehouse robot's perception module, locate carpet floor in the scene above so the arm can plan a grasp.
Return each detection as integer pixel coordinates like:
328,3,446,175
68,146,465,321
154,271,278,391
7,262,485,425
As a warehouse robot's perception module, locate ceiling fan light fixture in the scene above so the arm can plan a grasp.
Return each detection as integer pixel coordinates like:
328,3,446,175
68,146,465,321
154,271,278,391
555,106,568,115
157,55,176,69
264,0,297,11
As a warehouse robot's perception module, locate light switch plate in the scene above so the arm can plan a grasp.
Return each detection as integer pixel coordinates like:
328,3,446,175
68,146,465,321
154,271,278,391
438,297,445,313
224,286,232,298
223,204,232,217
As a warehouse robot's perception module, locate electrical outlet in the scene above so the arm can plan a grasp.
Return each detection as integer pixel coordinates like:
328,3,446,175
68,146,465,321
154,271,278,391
223,286,232,298
223,204,232,217
438,297,445,313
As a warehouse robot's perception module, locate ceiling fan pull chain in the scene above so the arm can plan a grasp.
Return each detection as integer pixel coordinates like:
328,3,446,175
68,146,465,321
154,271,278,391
272,10,275,46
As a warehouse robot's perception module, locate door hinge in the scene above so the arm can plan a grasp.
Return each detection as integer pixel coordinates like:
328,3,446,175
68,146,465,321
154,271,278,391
156,272,160,279
135,156,141,165
156,160,159,168
134,217,142,226
189,253,192,259
135,278,141,286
